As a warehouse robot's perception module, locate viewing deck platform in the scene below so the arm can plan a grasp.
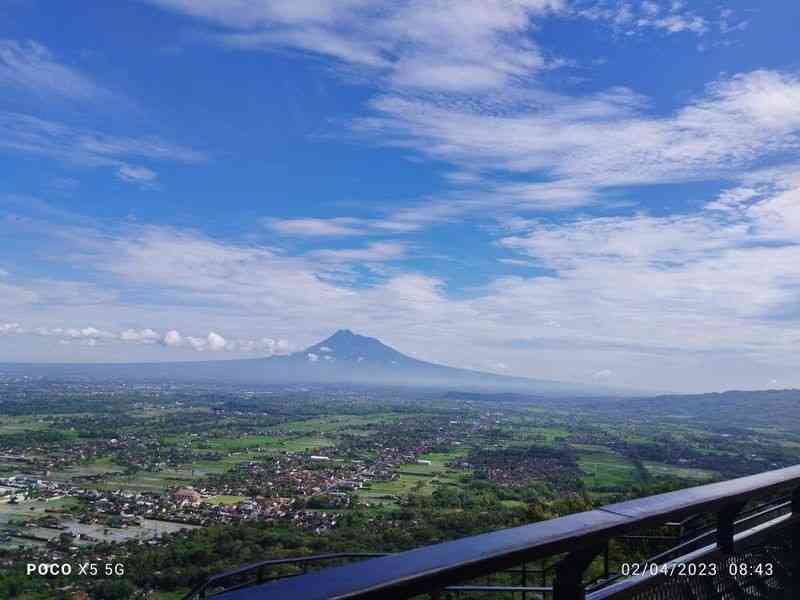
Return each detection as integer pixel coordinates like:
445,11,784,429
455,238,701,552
186,465,800,600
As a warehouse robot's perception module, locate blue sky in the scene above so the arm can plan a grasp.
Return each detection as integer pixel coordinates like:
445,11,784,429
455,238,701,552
2,0,800,392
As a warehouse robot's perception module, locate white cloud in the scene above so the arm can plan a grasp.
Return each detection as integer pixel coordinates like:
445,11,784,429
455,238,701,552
207,331,229,351
186,336,207,352
237,337,284,353
3,321,286,354
146,0,565,94
120,328,162,344
355,70,800,206
0,39,206,187
0,323,22,335
117,165,158,185
266,217,366,237
576,1,708,36
0,40,107,100
0,277,118,307
492,174,800,369
267,214,441,237
34,326,116,341
163,329,183,347
307,352,319,362
0,110,207,182
171,330,287,353
649,14,705,34
311,241,406,262
140,0,764,222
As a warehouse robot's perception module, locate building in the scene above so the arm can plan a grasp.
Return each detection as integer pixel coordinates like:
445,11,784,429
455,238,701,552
174,487,202,506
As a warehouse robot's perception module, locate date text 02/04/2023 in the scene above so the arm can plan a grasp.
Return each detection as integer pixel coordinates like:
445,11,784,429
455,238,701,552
620,563,774,578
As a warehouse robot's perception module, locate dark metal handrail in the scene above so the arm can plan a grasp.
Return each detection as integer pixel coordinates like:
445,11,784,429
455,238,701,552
199,465,800,599
183,553,388,599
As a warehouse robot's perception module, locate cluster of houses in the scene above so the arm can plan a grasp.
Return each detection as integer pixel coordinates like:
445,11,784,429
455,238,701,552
0,474,67,503
195,452,383,500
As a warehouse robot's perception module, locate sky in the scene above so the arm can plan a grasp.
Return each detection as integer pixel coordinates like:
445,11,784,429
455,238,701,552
2,1,800,393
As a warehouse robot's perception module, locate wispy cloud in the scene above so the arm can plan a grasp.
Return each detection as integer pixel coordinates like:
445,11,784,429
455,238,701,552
266,217,367,237
0,276,118,308
356,70,800,203
143,0,733,103
0,110,207,182
311,241,407,262
142,0,764,220
116,164,159,186
0,38,207,186
575,1,708,36
265,214,436,237
0,40,108,100
146,0,566,94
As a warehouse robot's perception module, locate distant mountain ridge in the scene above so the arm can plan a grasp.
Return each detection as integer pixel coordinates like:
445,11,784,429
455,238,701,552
0,329,618,397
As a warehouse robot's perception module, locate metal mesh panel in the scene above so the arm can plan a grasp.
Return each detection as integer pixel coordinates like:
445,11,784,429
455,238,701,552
626,534,794,600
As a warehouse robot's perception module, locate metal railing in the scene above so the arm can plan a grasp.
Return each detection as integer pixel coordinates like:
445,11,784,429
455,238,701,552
185,465,800,600
183,554,389,599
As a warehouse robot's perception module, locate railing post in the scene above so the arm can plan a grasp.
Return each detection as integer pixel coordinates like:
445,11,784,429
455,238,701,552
553,545,603,600
792,487,800,597
716,501,745,553
521,561,527,600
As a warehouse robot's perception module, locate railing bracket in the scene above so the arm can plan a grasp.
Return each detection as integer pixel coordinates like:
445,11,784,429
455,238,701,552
717,501,746,553
553,545,604,600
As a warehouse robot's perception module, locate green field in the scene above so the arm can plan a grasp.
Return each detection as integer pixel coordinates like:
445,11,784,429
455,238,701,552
643,461,717,481
203,435,282,451
358,473,436,505
96,467,195,492
269,413,405,434
578,451,643,489
0,416,49,434
358,449,468,506
205,495,246,506
278,436,336,452
49,457,126,481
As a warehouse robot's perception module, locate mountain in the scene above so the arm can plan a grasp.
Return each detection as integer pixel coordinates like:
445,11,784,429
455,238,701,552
303,329,417,366
263,329,592,393
0,329,613,396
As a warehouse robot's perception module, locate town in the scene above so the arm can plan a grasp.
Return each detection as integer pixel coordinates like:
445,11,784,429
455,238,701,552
3,380,800,598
